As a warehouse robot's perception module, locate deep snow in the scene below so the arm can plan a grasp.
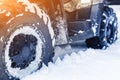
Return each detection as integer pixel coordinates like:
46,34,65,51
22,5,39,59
22,6,120,80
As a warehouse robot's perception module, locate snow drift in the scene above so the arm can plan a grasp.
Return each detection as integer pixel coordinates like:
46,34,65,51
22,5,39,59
22,6,120,80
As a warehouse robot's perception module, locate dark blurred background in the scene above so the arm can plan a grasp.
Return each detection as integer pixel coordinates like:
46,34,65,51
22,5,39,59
108,0,120,5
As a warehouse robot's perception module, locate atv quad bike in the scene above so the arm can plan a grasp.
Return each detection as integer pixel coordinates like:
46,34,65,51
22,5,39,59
0,0,118,80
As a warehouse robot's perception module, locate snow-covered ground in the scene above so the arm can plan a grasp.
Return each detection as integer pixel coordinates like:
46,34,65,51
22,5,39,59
22,6,120,80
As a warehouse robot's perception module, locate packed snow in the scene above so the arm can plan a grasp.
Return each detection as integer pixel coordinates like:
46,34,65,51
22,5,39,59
22,6,120,80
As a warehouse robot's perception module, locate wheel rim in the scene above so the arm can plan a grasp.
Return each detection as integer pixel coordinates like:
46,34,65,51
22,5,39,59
5,26,43,78
9,34,37,69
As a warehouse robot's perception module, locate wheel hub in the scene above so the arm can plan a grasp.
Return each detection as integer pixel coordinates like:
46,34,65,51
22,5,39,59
9,34,37,69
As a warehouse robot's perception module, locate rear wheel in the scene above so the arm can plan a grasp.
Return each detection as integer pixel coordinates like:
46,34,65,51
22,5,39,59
0,1,54,80
3,13,53,79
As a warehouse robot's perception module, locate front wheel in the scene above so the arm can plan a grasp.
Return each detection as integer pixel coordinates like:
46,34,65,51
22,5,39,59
99,6,118,49
86,6,118,49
